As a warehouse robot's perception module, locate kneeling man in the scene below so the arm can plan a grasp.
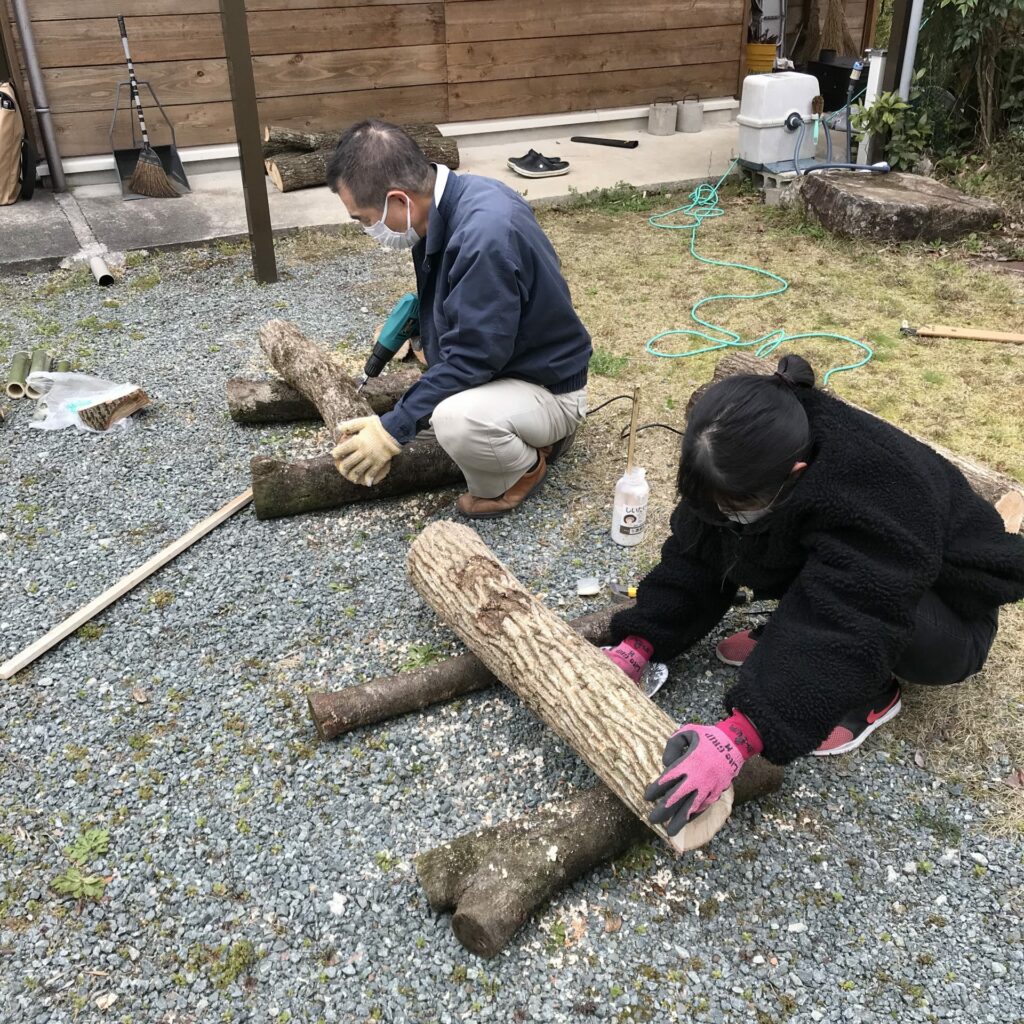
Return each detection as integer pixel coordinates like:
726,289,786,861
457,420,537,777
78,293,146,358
327,120,591,518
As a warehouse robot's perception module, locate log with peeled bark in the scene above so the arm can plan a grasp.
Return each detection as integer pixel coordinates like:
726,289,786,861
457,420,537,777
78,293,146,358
408,521,719,855
308,603,629,740
262,123,459,169
697,352,1024,533
258,319,371,439
227,368,421,425
415,759,784,958
250,441,463,520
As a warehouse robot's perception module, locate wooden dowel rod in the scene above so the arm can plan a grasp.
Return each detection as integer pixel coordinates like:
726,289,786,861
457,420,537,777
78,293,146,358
916,325,1024,345
0,489,253,680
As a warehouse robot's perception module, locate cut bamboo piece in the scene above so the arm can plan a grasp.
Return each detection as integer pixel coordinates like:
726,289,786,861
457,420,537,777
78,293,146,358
25,349,52,399
0,490,253,681
55,359,71,373
6,351,30,399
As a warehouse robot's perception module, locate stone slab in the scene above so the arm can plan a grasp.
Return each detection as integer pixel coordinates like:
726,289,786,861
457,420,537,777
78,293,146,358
799,171,1004,242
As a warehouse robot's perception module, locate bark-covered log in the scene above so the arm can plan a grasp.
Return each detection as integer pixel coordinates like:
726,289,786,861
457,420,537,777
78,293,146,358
266,148,333,193
416,758,784,958
308,603,631,740
262,123,460,170
227,369,421,424
258,319,371,439
251,441,463,520
408,522,704,855
696,351,1024,532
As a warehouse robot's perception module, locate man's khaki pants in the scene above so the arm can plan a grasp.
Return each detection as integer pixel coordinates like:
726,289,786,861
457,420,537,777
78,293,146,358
424,378,587,498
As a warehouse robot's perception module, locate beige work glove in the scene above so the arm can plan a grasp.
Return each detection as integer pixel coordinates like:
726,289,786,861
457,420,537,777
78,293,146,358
332,416,401,487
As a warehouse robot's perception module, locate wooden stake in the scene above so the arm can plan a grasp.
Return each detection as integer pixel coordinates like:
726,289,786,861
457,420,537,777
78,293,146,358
625,385,640,474
913,325,1024,346
0,490,252,681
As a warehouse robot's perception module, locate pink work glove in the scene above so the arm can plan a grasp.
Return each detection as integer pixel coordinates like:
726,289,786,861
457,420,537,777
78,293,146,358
602,635,654,684
645,710,763,836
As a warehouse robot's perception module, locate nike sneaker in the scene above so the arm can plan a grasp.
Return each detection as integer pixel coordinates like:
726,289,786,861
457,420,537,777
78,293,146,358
813,680,902,756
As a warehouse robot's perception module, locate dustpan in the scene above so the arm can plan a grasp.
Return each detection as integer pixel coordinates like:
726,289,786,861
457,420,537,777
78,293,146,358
109,80,190,199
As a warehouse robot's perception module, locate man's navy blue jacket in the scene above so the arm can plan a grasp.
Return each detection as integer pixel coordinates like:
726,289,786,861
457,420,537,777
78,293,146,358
379,172,592,445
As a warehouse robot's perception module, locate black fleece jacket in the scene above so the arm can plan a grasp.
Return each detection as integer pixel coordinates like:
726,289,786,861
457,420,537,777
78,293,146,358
609,387,1024,765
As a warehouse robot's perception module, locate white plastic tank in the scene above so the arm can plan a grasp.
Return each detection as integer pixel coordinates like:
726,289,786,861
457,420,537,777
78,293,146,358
737,71,820,169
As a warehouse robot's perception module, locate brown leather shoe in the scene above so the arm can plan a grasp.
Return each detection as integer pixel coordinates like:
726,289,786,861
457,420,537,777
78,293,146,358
540,428,577,466
457,454,548,519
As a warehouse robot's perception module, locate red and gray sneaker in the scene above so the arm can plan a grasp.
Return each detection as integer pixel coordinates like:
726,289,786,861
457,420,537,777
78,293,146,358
715,623,766,666
813,681,902,756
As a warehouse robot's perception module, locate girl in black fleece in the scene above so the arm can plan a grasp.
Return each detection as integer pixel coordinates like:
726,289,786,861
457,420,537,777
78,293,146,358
604,355,1024,838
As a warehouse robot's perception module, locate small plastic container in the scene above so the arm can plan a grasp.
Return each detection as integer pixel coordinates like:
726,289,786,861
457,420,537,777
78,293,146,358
611,466,649,547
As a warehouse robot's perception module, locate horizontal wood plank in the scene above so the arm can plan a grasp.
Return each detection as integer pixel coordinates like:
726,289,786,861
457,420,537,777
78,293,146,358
53,83,448,156
27,0,435,17
31,6,444,67
446,0,743,44
448,25,738,84
42,45,447,113
448,61,739,121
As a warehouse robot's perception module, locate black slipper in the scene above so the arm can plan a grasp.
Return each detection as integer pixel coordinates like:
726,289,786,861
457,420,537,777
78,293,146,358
507,151,570,178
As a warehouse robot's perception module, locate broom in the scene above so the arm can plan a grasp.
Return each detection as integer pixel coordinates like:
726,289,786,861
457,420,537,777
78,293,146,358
820,0,858,56
117,15,178,199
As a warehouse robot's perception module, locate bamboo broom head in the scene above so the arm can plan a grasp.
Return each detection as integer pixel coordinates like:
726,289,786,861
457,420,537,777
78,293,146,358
127,144,180,199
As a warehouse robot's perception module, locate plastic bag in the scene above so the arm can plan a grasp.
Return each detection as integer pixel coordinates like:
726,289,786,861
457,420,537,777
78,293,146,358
26,371,148,433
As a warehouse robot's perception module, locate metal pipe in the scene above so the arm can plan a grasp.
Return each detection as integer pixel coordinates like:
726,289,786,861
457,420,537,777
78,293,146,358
9,0,67,192
898,0,926,100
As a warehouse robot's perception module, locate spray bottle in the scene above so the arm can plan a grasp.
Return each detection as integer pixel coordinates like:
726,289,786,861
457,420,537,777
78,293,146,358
611,387,649,547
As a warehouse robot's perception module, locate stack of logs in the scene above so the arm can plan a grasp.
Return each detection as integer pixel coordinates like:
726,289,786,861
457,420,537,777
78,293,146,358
263,123,460,194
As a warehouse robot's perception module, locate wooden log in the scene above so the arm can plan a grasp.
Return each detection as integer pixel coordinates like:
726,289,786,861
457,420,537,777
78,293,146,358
262,122,460,170
697,352,1024,532
251,441,463,520
258,319,371,440
415,758,784,958
308,603,630,740
266,148,333,193
408,522,709,855
227,368,421,425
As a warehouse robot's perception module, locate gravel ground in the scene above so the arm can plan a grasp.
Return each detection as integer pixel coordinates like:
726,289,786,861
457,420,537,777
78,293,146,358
1,238,1022,1024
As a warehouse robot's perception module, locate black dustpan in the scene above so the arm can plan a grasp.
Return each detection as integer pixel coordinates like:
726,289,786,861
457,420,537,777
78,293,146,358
109,80,191,200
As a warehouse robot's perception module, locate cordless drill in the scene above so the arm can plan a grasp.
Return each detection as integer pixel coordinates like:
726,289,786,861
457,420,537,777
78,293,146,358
355,292,420,392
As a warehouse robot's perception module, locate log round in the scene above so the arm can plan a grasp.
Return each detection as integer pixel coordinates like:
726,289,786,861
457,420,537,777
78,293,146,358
251,441,463,521
696,351,1023,532
258,319,372,439
227,368,421,425
307,603,631,740
408,521,708,855
415,758,784,958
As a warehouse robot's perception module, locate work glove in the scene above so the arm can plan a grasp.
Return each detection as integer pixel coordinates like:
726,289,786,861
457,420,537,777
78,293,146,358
602,635,654,684
332,415,401,487
645,710,763,837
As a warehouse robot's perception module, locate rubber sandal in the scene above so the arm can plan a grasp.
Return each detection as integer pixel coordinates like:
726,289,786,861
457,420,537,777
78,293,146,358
506,152,570,178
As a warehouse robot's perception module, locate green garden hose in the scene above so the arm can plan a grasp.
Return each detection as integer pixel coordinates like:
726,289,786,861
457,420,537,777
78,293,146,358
645,161,873,386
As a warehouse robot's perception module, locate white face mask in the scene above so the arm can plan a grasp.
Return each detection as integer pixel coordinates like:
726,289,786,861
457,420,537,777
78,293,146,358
364,193,420,251
718,476,790,525
720,506,772,525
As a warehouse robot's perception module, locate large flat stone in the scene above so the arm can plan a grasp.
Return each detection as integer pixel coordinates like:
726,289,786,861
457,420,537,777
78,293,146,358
799,171,1003,242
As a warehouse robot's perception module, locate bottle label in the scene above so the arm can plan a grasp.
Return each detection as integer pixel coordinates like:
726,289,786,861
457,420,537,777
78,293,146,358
617,503,646,536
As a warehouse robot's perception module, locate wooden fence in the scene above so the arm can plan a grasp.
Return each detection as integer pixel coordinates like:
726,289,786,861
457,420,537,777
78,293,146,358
5,0,745,158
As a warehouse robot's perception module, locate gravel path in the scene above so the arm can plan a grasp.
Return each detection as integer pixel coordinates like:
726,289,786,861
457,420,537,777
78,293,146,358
1,239,1021,1024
